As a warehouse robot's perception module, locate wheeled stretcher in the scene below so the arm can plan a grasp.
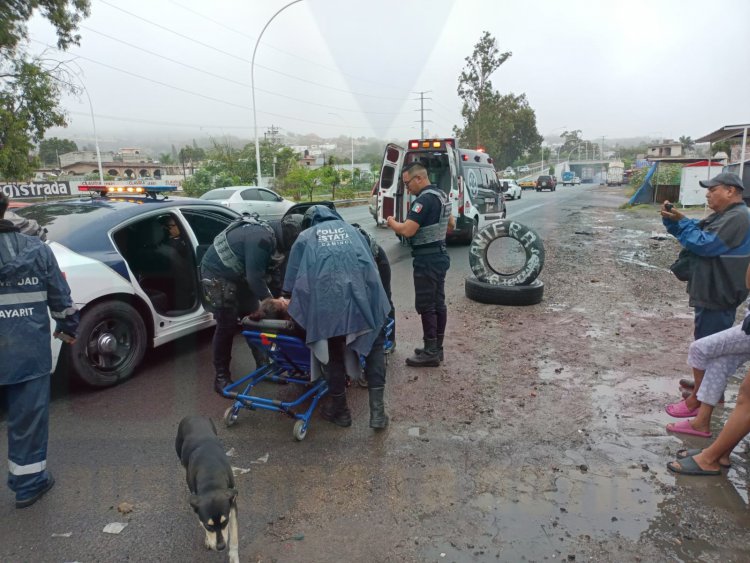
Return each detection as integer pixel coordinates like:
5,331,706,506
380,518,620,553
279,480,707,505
221,317,394,441
221,318,327,441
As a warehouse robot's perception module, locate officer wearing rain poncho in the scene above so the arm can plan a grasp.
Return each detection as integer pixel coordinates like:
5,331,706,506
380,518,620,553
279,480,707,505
282,205,391,429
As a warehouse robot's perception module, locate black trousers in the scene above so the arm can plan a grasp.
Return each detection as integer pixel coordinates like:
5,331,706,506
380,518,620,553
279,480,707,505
413,251,450,340
210,279,267,375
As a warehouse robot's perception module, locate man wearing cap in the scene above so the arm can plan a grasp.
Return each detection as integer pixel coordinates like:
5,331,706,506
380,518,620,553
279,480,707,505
661,172,750,340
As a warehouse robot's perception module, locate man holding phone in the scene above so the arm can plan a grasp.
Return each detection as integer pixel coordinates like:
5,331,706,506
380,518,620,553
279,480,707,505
0,193,79,508
661,172,750,340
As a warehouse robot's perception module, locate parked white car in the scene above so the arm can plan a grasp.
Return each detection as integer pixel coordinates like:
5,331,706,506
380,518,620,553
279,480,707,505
502,166,515,176
500,179,522,200
199,186,294,220
518,165,530,173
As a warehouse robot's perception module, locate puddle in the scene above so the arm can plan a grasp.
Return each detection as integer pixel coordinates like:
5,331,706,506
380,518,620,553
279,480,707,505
617,250,664,270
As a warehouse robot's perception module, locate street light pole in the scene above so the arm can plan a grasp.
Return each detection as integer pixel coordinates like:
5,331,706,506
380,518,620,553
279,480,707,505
61,62,103,182
252,0,303,187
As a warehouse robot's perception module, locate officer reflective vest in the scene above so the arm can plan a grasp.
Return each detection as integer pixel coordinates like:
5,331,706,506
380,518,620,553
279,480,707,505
410,188,452,247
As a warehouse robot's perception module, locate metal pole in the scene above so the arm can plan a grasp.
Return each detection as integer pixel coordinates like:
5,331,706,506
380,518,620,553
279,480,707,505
62,62,103,182
252,0,303,187
739,127,748,186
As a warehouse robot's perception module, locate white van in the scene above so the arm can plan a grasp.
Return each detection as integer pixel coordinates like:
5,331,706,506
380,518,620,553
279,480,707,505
375,138,506,243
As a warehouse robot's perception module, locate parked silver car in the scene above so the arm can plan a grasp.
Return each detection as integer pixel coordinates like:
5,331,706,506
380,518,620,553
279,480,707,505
199,186,294,220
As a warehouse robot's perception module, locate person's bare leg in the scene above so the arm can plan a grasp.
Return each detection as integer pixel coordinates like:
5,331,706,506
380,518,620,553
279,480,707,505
687,403,714,434
684,367,704,410
676,376,750,472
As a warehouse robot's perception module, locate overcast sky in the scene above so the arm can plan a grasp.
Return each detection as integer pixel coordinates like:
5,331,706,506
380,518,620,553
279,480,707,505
28,0,750,149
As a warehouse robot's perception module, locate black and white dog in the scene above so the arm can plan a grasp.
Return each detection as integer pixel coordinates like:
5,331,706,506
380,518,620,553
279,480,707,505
176,416,239,563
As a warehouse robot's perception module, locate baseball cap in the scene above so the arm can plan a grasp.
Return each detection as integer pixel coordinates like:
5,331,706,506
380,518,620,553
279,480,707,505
699,172,745,191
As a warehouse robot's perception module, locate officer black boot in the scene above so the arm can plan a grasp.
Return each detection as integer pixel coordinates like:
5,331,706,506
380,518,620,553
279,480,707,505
413,334,444,362
213,372,233,394
406,339,441,367
321,393,352,427
368,386,389,429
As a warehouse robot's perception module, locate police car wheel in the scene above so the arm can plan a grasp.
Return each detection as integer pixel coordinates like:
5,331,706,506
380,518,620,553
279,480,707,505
465,277,544,306
468,220,545,285
69,301,147,388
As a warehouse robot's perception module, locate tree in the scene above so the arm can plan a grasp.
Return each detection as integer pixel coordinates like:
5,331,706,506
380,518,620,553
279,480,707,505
454,32,542,166
158,153,174,165
0,1,91,180
38,137,77,165
679,135,695,153
559,130,583,152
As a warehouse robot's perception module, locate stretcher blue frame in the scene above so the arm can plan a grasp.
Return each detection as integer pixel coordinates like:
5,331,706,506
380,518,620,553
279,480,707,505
221,325,327,441
221,317,394,441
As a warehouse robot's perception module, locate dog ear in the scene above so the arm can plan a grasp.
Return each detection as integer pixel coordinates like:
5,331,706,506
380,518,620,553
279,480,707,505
189,494,202,512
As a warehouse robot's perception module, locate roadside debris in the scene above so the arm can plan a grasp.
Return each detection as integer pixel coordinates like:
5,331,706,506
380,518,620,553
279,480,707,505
232,466,252,476
102,522,128,534
51,532,72,538
117,502,134,515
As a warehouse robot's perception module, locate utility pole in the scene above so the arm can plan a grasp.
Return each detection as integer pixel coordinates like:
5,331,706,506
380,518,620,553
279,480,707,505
414,91,432,138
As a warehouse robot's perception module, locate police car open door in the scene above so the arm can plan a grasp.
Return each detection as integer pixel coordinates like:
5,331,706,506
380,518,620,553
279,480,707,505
377,144,405,226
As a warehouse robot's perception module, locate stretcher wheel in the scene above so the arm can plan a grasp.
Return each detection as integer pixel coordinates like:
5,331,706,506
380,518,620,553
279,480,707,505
293,420,308,441
224,405,239,428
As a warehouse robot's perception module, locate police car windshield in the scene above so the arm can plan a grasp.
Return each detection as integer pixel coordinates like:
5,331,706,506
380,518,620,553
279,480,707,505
13,203,108,242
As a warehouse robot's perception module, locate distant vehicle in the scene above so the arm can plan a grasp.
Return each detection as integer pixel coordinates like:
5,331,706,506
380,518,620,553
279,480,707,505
503,166,515,176
499,179,522,200
199,186,294,220
518,165,530,173
606,161,625,186
572,176,581,185
581,167,595,184
536,175,556,192
519,179,537,190
561,171,575,186
377,138,506,244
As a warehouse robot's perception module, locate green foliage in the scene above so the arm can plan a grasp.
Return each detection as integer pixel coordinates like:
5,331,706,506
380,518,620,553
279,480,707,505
454,32,542,166
653,163,683,185
182,167,240,197
1,58,71,180
38,137,77,165
158,153,174,165
0,1,90,180
1,1,90,52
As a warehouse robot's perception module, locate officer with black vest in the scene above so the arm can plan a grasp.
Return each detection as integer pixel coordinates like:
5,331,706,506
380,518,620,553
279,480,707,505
386,162,454,367
200,213,304,393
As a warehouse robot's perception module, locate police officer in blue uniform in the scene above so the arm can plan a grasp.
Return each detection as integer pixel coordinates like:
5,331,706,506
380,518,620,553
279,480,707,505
386,162,454,367
0,193,79,508
200,213,304,393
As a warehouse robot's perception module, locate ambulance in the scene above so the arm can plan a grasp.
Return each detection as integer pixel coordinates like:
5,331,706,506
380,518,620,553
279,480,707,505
375,138,506,243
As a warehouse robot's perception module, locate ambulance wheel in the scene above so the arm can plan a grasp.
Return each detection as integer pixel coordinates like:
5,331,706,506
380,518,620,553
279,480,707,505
465,277,544,306
468,220,545,285
69,301,147,388
224,405,239,428
293,420,308,441
463,217,479,245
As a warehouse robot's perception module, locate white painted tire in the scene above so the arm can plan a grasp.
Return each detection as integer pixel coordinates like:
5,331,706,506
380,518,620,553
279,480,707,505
468,220,545,285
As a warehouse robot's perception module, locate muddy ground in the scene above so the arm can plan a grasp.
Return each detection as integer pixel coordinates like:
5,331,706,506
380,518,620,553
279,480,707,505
240,186,750,562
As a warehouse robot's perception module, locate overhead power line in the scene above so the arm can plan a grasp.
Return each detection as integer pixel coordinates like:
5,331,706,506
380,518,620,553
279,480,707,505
97,0,407,102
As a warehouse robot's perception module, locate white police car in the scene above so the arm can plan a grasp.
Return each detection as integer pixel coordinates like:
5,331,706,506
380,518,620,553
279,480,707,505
13,184,241,388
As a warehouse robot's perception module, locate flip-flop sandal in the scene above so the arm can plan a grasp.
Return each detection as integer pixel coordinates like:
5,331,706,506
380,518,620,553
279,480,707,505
667,419,712,438
676,448,730,468
665,399,700,418
667,455,721,476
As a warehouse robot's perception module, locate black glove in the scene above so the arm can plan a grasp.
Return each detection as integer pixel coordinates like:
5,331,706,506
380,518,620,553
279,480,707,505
742,315,750,336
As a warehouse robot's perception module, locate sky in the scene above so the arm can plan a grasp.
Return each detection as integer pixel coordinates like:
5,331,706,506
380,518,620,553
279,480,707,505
27,0,750,151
